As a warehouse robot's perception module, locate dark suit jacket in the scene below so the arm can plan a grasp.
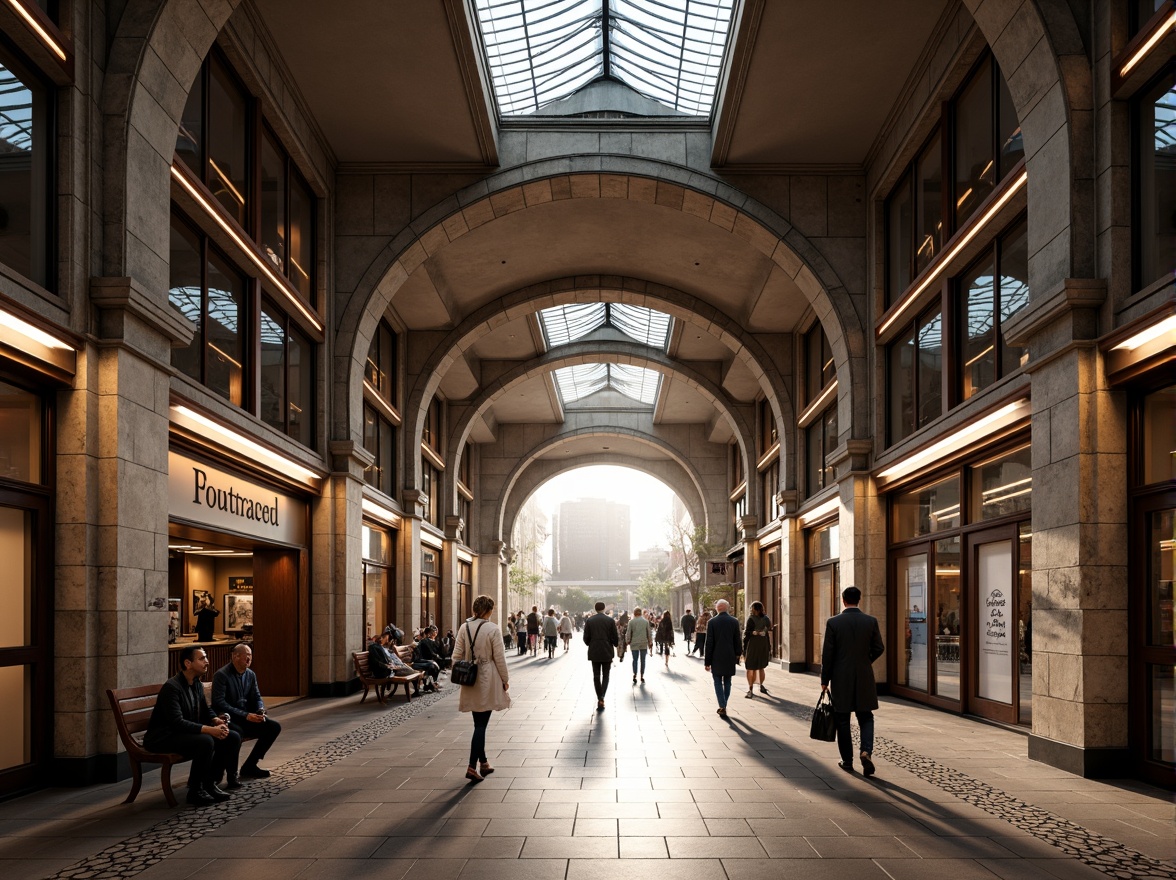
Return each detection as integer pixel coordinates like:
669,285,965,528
211,663,264,722
143,673,215,750
583,612,619,662
820,607,885,713
704,611,742,675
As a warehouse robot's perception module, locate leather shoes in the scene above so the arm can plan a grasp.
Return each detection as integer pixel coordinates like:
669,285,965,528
860,752,875,777
186,788,217,807
205,783,232,801
837,761,856,773
240,764,271,779
224,773,241,790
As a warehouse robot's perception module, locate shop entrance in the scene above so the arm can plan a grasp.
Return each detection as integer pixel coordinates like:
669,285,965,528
167,524,307,700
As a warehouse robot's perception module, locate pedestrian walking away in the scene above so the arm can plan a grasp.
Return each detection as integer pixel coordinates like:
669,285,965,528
615,609,630,662
820,585,885,776
626,607,654,683
453,595,510,783
583,602,619,710
742,601,772,698
704,600,742,718
694,610,710,657
542,608,559,658
680,608,696,656
656,610,675,667
558,610,574,652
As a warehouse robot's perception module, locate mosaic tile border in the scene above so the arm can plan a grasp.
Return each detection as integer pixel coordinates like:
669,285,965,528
773,697,1176,880
46,689,451,880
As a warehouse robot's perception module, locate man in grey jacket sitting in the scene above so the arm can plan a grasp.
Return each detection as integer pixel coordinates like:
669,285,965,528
212,643,282,783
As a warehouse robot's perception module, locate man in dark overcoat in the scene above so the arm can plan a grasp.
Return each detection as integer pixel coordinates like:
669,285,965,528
583,601,619,711
821,585,885,775
704,599,743,718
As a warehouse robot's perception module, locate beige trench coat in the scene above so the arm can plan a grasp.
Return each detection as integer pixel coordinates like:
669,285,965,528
453,618,511,713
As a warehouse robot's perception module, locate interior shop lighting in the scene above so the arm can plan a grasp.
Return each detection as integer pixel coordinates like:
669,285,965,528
171,404,320,485
1120,9,1176,78
798,495,839,527
879,171,1028,338
170,164,323,334
877,397,1031,485
1112,313,1176,351
799,379,838,424
0,306,72,351
4,0,66,61
362,497,401,526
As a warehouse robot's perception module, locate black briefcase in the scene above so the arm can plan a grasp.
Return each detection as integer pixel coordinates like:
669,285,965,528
809,692,837,742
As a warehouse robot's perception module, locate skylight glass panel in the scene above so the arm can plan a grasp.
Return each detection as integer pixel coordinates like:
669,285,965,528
473,0,735,117
539,302,672,349
553,363,662,405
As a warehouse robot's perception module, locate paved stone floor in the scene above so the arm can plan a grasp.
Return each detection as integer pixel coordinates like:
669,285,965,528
2,641,1173,880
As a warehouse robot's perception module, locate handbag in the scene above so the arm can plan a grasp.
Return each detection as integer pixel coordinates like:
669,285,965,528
451,620,486,686
809,691,837,742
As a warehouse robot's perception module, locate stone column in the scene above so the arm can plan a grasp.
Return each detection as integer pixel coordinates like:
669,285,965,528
398,489,426,631
56,278,191,782
779,513,806,671
443,514,465,633
477,541,508,627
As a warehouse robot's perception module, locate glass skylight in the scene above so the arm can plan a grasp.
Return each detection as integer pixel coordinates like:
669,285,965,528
539,302,672,348
473,0,735,117
553,363,662,404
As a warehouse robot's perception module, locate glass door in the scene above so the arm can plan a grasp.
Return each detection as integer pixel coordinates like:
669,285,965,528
967,525,1019,723
893,548,929,692
807,564,838,670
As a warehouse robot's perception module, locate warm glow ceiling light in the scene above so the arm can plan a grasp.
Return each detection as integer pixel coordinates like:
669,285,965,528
0,306,72,351
798,496,839,527
1112,313,1176,351
1120,10,1176,78
170,404,321,485
879,171,1028,338
362,497,401,526
799,379,838,425
170,165,323,334
877,398,1031,485
4,0,66,61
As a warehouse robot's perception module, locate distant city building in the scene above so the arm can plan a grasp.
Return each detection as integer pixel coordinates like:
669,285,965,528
553,498,631,581
630,547,670,579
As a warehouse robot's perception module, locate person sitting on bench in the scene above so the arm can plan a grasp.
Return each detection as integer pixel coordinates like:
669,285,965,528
144,645,240,807
212,643,281,784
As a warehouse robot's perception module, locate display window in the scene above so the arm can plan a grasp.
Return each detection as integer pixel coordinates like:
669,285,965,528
362,522,395,647
806,521,839,672
760,544,781,659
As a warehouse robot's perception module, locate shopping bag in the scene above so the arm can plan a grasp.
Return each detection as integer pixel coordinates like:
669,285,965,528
809,691,837,741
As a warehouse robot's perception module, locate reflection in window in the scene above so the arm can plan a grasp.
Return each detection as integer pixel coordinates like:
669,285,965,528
892,476,961,541
207,58,248,226
805,323,835,404
365,320,398,406
971,445,1032,521
806,406,837,498
260,303,313,447
169,214,203,382
955,57,995,226
0,381,41,484
1136,70,1176,290
260,130,286,277
934,536,961,700
363,404,395,496
917,308,943,428
886,169,913,305
1143,386,1176,484
205,252,245,407
0,50,49,286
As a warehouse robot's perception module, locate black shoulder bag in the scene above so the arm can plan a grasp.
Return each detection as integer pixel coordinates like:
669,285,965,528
451,620,486,686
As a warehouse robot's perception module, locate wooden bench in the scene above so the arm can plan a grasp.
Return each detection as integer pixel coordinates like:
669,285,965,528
352,649,423,704
105,682,256,808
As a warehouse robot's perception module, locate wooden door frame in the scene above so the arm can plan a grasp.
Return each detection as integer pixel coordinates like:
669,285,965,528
964,523,1020,724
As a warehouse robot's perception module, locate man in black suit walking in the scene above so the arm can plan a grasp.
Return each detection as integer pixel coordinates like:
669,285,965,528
583,601,619,711
821,585,885,775
704,599,742,718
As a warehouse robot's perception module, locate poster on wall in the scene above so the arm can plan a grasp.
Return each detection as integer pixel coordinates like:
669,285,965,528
225,593,254,632
977,541,1013,704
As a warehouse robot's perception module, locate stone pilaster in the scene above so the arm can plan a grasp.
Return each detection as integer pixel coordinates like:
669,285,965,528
397,489,426,630
478,541,508,627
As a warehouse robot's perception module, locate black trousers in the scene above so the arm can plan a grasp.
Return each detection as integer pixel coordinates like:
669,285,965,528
229,717,282,768
592,661,611,699
149,730,240,790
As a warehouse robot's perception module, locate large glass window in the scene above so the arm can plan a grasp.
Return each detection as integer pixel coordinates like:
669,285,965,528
260,302,313,446
886,170,913,304
1143,386,1176,484
0,381,40,484
892,476,961,540
259,129,286,276
362,522,394,647
206,56,249,226
954,58,995,226
365,321,398,406
422,460,441,527
971,445,1032,522
805,324,835,403
888,306,943,444
916,131,943,277
934,536,961,699
1136,68,1176,290
363,404,395,496
806,406,838,497
761,458,780,523
0,46,50,287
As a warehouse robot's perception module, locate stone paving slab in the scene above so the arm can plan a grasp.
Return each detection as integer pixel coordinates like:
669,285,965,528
1,642,1173,879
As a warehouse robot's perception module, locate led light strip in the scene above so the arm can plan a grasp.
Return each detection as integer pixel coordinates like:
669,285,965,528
798,379,838,426
171,164,323,334
798,495,839,527
0,306,72,351
876,398,1031,485
4,0,66,62
171,404,321,485
879,171,1028,339
1120,10,1176,78
1112,313,1176,351
362,497,402,527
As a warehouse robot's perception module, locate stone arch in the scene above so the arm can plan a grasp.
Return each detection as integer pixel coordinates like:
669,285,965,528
495,428,715,546
336,162,866,480
962,0,1092,283
408,274,794,475
101,0,243,290
448,339,756,513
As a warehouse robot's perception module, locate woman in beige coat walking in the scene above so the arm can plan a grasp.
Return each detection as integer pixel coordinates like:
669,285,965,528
453,594,510,783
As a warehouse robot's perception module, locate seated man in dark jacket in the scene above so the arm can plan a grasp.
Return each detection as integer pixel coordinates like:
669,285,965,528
416,625,451,670
368,631,395,678
212,643,282,784
144,645,240,807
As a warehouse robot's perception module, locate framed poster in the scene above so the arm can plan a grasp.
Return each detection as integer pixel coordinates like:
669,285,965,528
191,589,214,613
224,593,254,632
228,576,253,592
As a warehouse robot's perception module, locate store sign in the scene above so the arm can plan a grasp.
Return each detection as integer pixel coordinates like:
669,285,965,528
976,541,1013,704
168,451,306,545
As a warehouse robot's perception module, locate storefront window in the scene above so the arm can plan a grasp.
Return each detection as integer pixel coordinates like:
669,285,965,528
810,522,839,563
888,306,942,444
1143,386,1176,484
362,522,393,645
420,547,439,629
363,404,394,496
0,47,50,287
971,445,1032,521
0,381,41,484
806,406,837,497
205,251,246,407
896,553,929,691
1136,69,1176,290
260,303,313,447
934,536,961,700
892,475,960,540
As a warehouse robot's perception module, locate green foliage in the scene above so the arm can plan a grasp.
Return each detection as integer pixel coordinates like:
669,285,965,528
635,562,673,611
545,586,594,613
666,518,726,612
507,564,541,605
